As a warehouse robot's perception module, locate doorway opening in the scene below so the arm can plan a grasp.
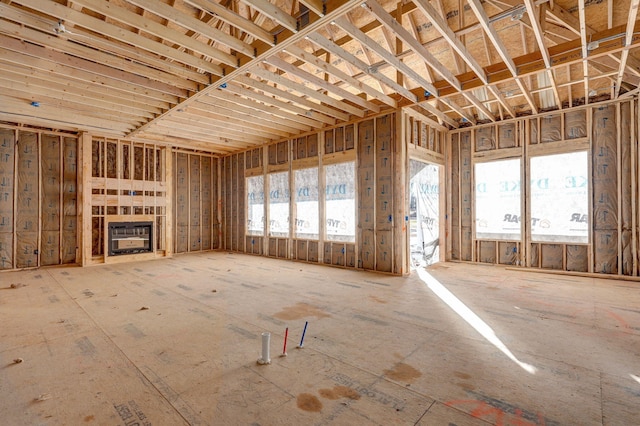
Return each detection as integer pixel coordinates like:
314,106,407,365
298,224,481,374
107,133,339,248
409,160,440,268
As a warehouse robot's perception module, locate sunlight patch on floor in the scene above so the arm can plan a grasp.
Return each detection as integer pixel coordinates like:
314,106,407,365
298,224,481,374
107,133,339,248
417,268,537,375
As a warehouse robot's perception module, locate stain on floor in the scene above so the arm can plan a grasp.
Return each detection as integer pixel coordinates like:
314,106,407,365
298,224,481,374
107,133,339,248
297,393,323,412
274,302,331,320
384,362,422,382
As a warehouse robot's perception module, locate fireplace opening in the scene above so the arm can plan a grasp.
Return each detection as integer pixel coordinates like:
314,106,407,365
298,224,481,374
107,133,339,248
108,221,153,256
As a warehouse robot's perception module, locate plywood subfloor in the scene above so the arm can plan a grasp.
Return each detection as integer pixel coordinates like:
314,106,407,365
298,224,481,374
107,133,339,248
1,253,639,425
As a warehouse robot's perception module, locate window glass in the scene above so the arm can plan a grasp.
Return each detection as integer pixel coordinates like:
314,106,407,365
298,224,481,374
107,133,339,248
269,172,290,237
531,151,588,243
475,158,521,240
294,168,319,239
246,175,264,236
325,162,355,242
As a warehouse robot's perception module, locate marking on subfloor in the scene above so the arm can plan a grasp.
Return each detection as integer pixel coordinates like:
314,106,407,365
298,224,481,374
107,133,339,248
319,385,361,401
114,400,150,426
151,289,166,296
445,390,560,426
353,314,388,326
75,336,96,356
124,323,146,339
241,283,259,289
48,295,60,303
369,295,388,304
336,281,360,288
330,373,405,410
364,280,391,287
177,284,192,291
226,324,257,339
393,310,437,324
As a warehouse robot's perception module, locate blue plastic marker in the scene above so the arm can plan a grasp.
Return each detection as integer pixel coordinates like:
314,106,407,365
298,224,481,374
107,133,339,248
298,321,309,348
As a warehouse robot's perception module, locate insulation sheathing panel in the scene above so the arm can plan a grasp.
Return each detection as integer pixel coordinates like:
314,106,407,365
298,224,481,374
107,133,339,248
475,126,495,151
540,244,563,270
176,225,188,254
375,230,393,272
530,118,539,144
268,237,277,257
451,134,460,260
308,240,318,262
498,241,518,265
566,245,588,272
325,130,334,154
540,115,561,143
41,135,60,266
460,131,472,261
323,242,332,264
62,138,77,264
16,132,38,268
231,154,238,251
16,232,38,268
296,239,308,261
106,141,117,179
335,127,344,152
308,133,319,157
277,238,286,258
41,231,60,266
0,232,12,269
0,129,15,269
360,230,374,269
212,158,220,249
237,154,245,251
592,106,618,273
189,155,201,251
346,243,355,267
344,125,355,151
297,137,307,160
201,157,212,250
498,123,517,148
620,102,633,275
224,157,232,249
331,243,345,266
479,240,496,263
594,230,618,273
564,110,587,139
175,153,189,227
530,243,539,267
92,217,103,256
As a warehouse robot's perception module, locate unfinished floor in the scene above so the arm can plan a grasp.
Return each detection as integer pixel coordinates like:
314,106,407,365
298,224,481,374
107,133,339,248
1,254,639,425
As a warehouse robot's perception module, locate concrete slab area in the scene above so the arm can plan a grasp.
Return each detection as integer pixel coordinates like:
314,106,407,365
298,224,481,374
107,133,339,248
1,253,639,425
